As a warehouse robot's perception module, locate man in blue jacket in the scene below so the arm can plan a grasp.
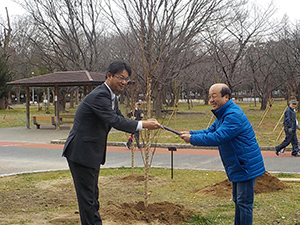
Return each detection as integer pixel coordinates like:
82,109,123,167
275,99,300,157
180,83,265,225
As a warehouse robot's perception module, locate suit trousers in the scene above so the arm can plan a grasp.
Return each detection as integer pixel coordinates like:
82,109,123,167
67,159,102,225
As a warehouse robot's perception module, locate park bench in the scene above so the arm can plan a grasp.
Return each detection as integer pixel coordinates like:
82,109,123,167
32,116,56,129
59,114,75,129
32,114,75,129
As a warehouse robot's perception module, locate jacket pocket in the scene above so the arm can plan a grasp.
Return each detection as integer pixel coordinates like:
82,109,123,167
235,154,249,173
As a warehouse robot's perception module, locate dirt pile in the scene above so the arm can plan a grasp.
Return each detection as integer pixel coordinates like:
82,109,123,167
195,171,289,197
101,171,289,224
101,174,199,224
102,201,197,225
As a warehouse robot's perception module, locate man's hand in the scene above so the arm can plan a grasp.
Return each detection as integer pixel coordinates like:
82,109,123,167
142,119,163,130
180,132,191,143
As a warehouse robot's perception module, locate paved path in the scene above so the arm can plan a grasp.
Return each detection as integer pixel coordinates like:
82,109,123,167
0,127,300,176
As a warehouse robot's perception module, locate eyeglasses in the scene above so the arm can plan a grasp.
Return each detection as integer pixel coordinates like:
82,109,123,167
112,73,130,83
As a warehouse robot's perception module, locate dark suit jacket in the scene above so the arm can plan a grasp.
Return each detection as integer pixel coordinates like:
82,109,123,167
62,83,138,169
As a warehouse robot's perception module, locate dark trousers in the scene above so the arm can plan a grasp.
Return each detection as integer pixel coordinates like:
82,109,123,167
126,131,141,149
276,130,299,155
67,159,102,225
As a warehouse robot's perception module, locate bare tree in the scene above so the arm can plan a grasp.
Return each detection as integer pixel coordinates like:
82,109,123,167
103,0,229,207
19,0,108,71
245,42,281,110
9,0,120,110
269,17,300,108
206,1,276,92
0,7,13,108
182,55,220,106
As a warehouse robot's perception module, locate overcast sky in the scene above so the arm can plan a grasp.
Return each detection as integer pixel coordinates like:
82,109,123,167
254,0,300,22
0,0,299,22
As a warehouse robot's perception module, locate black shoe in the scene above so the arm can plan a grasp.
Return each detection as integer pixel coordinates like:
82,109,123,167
291,154,300,157
275,147,279,156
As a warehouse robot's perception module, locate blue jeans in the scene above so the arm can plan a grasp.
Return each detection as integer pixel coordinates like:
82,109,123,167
232,178,256,225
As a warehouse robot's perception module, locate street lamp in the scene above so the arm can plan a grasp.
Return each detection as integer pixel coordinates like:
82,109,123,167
168,147,177,179
31,72,35,103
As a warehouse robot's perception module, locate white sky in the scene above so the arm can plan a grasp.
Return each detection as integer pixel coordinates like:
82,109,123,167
0,0,299,21
254,0,300,22
0,0,26,17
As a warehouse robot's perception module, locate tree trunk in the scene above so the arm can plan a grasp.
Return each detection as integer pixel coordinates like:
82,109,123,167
70,90,74,108
143,76,152,208
16,87,21,104
0,97,6,109
154,85,162,118
204,89,209,105
260,94,268,110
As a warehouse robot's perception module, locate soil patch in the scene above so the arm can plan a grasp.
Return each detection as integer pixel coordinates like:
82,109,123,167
100,175,200,224
195,171,289,197
101,172,289,224
101,201,198,225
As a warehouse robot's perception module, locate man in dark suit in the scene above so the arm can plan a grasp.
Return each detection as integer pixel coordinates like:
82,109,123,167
62,60,162,225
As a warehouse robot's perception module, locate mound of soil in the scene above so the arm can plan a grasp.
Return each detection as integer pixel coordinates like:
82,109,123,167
100,172,290,224
101,201,197,225
196,171,289,197
101,175,200,224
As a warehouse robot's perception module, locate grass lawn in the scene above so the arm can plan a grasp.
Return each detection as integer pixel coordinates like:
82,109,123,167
0,99,299,224
0,99,291,147
0,168,300,224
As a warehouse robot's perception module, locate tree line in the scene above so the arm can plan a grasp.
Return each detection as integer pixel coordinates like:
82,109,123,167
1,0,300,114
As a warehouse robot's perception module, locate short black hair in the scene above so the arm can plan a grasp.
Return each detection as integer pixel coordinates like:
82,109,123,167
106,60,132,79
220,86,231,99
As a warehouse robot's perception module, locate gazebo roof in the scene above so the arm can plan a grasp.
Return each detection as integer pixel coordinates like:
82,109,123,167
7,70,106,87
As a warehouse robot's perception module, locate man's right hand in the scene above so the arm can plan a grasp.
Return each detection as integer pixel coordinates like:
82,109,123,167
180,133,191,143
142,119,163,130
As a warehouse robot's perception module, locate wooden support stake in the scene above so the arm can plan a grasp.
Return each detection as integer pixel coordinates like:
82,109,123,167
207,114,215,129
276,127,284,141
257,105,270,127
273,106,288,132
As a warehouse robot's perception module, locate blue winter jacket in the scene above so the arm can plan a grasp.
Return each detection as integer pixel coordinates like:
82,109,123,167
190,99,265,182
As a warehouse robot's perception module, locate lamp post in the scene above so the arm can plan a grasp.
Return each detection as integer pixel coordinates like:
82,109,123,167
168,147,177,179
31,72,34,103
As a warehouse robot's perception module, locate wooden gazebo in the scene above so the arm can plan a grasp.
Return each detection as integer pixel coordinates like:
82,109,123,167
7,70,106,129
